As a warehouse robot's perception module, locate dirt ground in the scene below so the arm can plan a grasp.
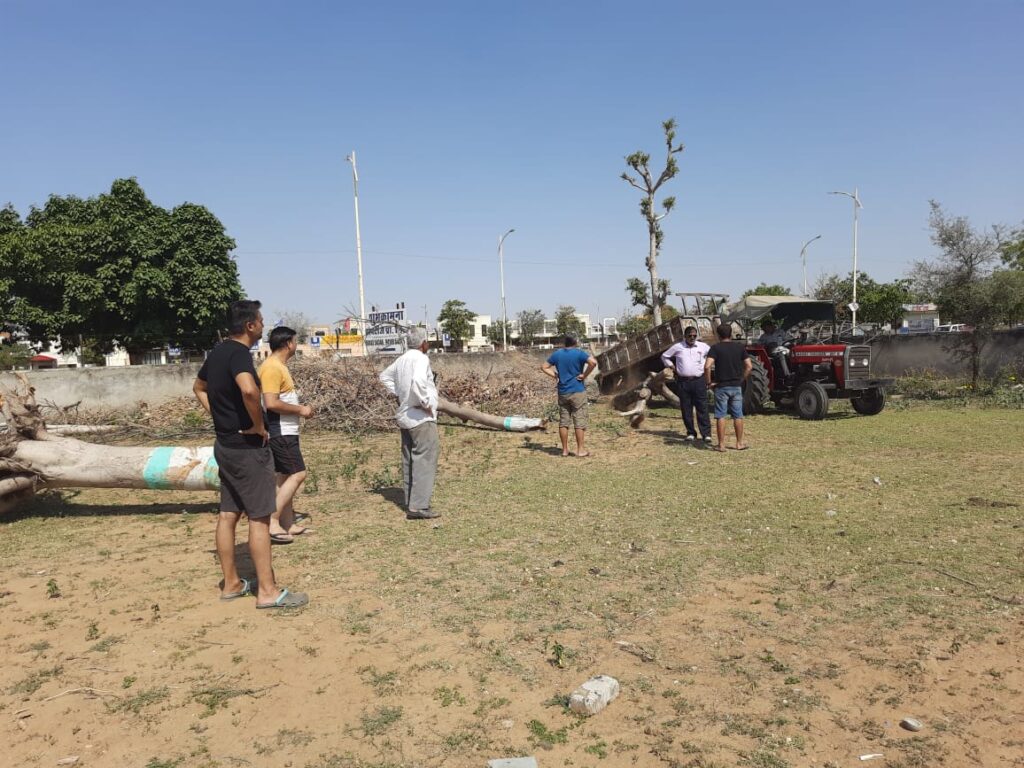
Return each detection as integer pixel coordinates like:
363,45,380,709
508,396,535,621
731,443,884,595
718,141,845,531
1,399,1022,768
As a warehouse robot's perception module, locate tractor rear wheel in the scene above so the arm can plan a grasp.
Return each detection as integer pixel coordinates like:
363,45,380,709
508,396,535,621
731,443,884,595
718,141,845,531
743,359,770,415
795,381,829,420
851,387,886,415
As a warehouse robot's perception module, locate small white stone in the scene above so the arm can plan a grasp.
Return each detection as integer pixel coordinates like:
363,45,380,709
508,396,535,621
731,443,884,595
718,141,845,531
900,717,923,732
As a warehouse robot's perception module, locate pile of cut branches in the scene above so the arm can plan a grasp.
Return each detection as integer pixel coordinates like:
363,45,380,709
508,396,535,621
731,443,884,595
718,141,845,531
290,357,549,433
24,356,552,439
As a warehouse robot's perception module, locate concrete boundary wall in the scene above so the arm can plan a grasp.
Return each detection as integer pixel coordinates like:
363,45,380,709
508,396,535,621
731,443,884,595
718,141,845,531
1,363,204,410
870,329,1024,377
4,335,1021,411
0,353,553,410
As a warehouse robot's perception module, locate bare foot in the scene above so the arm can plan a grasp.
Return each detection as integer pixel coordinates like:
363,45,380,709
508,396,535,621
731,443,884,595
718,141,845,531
713,446,727,453
577,452,591,458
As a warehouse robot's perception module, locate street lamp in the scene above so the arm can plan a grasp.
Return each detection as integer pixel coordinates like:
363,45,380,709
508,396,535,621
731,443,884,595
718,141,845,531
800,234,822,297
498,228,515,351
828,188,862,332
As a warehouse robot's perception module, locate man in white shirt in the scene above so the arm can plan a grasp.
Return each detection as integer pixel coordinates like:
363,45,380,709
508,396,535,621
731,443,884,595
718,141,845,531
379,327,441,520
661,325,712,443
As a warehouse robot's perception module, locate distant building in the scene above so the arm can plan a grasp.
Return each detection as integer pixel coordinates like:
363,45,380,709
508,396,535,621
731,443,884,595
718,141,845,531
899,303,940,334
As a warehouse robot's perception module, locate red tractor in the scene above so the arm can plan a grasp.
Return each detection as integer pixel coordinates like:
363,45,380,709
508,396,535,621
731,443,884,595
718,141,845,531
596,294,892,421
722,296,893,419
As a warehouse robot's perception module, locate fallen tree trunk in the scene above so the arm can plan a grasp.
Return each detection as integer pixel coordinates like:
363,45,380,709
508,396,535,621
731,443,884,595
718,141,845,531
1,376,545,511
438,398,545,432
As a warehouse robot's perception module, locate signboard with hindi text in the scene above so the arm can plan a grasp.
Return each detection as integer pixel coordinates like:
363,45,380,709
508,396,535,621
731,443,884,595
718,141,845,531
365,307,406,352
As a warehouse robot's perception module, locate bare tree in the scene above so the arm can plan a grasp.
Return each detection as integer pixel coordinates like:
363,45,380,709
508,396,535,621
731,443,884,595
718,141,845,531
275,310,313,342
911,201,1001,385
621,119,685,326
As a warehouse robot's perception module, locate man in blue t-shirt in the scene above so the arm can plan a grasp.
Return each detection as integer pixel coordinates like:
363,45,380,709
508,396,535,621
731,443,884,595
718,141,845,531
542,334,598,457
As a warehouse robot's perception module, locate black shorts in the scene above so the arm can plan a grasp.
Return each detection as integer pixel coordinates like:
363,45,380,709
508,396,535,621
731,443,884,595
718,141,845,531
269,435,307,475
214,441,276,519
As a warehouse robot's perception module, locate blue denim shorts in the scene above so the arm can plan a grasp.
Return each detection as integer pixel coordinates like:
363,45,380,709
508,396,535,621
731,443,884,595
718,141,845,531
713,386,744,419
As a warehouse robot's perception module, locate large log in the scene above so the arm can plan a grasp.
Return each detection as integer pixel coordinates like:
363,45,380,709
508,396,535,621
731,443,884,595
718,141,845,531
0,376,545,510
437,398,545,432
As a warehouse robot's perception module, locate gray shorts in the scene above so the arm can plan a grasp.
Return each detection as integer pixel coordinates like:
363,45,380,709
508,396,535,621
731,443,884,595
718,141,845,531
214,441,276,519
558,391,589,429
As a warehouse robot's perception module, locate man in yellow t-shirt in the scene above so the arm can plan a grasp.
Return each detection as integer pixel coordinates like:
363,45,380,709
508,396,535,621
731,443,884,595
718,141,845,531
258,326,314,543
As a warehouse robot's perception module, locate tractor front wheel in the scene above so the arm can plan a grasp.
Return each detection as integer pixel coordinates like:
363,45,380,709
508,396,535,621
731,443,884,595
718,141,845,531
743,359,771,415
851,387,886,415
795,381,829,420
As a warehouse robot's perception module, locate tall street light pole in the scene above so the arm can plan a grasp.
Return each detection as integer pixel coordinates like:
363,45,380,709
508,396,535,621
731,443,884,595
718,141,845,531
345,152,366,340
829,188,862,331
800,234,822,297
498,228,515,351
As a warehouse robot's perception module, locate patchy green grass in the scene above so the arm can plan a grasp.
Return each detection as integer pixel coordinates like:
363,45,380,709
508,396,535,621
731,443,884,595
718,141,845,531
0,398,1020,768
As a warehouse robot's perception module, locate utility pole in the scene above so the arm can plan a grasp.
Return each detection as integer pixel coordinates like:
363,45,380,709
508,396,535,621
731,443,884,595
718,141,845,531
346,152,366,339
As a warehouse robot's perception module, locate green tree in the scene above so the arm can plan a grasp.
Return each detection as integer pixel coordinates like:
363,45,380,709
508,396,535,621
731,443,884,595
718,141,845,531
621,118,685,326
986,269,1024,326
0,179,241,361
617,313,652,338
813,272,913,327
516,309,545,347
0,342,31,370
860,279,914,327
554,305,586,338
912,201,1002,385
625,276,670,320
1000,227,1024,270
436,300,476,349
485,318,513,348
742,282,792,298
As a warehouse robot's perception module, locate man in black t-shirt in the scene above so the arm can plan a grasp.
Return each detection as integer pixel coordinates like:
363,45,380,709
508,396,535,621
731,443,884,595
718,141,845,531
705,322,753,452
194,300,308,610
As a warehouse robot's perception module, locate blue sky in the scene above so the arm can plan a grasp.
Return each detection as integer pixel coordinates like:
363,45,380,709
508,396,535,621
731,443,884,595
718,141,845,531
4,0,1022,327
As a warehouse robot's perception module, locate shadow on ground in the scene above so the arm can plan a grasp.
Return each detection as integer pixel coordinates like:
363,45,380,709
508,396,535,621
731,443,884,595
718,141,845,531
5,493,216,522
371,486,406,510
518,442,564,456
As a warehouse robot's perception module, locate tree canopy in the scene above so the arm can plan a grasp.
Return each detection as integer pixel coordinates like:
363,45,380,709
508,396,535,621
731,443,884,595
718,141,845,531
742,283,792,298
485,318,513,347
813,272,913,326
436,300,476,344
999,226,1024,270
0,179,241,358
554,305,586,337
516,309,545,347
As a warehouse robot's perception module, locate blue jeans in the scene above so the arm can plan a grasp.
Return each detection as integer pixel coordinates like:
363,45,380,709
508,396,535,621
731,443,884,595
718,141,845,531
713,386,744,419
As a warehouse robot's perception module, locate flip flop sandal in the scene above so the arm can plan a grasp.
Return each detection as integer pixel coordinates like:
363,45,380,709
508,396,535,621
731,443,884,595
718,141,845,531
293,512,312,524
257,588,309,610
220,578,255,601
270,532,294,545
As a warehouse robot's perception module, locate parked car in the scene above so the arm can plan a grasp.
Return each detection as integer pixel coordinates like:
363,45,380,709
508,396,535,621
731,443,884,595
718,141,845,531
936,324,972,333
